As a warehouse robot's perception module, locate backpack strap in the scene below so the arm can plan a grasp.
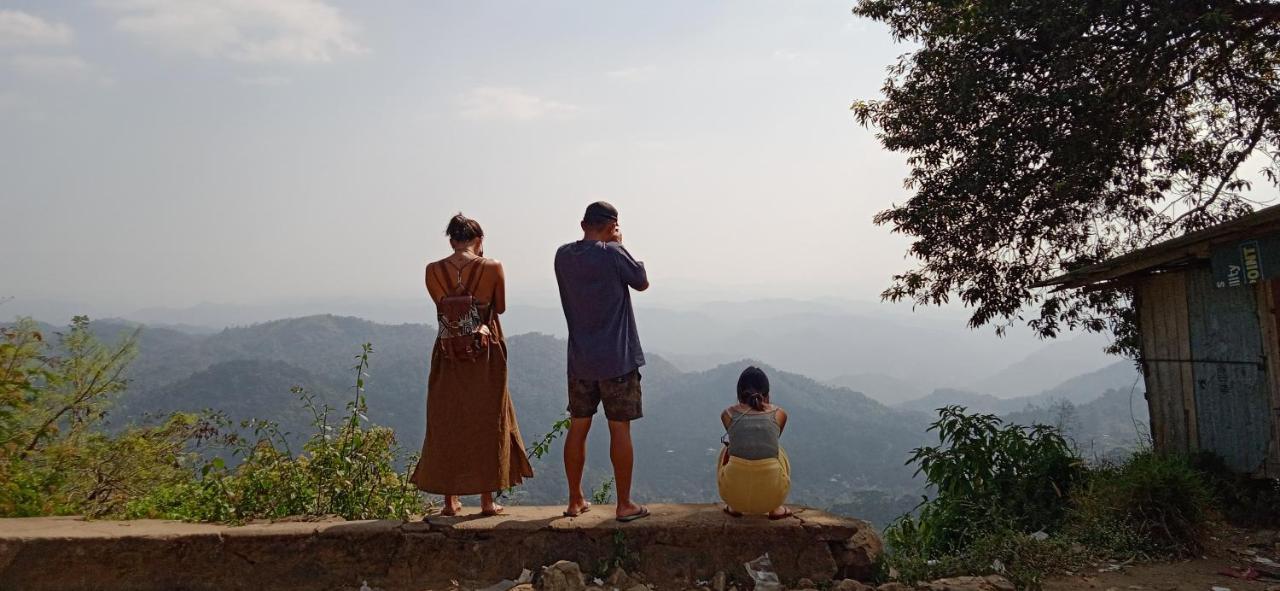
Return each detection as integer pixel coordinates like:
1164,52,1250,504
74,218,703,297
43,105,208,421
441,256,482,295
434,262,457,298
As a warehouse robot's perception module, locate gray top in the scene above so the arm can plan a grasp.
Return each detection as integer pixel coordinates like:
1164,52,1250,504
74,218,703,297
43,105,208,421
554,240,647,381
726,409,781,460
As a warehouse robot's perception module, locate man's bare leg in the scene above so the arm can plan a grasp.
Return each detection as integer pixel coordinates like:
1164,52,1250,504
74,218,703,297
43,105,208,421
563,417,593,516
441,495,462,516
608,419,644,518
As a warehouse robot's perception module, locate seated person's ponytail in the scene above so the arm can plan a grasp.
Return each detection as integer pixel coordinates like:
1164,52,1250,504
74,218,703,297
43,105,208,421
737,366,770,412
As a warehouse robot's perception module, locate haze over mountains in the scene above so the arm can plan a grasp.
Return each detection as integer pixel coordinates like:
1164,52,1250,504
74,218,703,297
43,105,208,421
11,302,1149,526
10,296,1124,402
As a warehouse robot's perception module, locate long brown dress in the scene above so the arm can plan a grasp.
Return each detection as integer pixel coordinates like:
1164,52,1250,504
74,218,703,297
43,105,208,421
411,255,534,494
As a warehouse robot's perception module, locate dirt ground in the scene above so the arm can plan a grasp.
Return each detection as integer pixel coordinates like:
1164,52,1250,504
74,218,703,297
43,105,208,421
1044,527,1280,591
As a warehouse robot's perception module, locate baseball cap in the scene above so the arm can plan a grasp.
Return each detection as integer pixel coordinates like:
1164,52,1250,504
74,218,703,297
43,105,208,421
583,201,619,224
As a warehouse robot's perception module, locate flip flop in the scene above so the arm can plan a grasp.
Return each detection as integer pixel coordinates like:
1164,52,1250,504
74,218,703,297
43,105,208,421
480,507,505,516
722,505,744,518
562,503,592,517
768,507,794,521
616,506,650,523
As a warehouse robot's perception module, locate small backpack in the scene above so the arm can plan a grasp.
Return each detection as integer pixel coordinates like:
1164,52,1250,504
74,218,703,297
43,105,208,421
434,258,493,362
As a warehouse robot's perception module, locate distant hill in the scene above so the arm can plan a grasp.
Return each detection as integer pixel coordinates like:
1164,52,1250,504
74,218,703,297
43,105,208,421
896,388,1007,414
826,373,926,406
0,296,1121,399
969,333,1121,398
47,315,934,509
1005,387,1150,459
15,313,1146,513
897,361,1143,416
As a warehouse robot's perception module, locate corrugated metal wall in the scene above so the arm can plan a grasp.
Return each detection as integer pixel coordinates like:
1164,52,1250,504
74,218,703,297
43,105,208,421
1185,267,1271,473
1138,266,1275,474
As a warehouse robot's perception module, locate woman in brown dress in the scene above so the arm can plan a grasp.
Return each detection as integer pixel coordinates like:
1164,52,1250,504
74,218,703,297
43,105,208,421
411,214,534,516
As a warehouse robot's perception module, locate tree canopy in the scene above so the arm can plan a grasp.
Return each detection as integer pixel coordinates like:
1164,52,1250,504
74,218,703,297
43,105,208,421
852,0,1280,350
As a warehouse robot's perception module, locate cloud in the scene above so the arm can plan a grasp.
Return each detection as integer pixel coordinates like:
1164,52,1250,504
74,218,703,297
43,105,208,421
8,54,104,81
0,10,75,47
100,0,366,64
457,87,579,121
238,74,292,87
606,65,658,82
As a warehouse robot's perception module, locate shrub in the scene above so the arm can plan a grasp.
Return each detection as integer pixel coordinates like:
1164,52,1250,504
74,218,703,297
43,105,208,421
1067,452,1210,557
130,344,425,522
0,317,212,517
1190,452,1280,528
885,406,1082,557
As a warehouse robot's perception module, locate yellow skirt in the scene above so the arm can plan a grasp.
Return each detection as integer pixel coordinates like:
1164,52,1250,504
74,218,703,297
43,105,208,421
717,447,791,515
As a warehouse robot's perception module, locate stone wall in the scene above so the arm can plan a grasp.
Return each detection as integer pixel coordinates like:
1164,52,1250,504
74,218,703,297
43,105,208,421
0,504,881,591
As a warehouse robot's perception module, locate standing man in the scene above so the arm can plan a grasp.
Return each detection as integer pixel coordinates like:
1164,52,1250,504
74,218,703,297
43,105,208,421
554,201,650,522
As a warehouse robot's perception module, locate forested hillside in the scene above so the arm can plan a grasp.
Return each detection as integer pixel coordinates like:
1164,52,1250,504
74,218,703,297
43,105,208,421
21,314,1143,525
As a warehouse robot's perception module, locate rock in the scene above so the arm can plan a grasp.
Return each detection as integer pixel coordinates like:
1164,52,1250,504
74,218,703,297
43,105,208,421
832,580,874,591
512,586,536,591
796,578,816,589
540,561,586,591
877,584,913,591
709,571,728,591
606,566,643,590
924,575,1015,591
624,585,649,591
832,521,886,581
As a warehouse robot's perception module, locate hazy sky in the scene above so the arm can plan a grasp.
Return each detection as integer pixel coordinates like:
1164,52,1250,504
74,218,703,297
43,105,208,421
1,1,918,314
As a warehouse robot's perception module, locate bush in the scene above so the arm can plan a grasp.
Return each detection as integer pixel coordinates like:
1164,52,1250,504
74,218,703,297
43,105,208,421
883,408,1217,589
0,318,212,517
885,406,1082,557
1190,452,1280,528
1,318,424,522
129,344,425,523
1067,452,1210,557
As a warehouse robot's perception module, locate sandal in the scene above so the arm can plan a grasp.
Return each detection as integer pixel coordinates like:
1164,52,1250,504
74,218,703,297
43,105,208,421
722,505,744,518
616,506,650,523
563,503,592,517
768,507,793,521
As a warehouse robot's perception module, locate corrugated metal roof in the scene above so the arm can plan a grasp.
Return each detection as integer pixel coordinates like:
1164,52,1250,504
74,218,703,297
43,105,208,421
1036,204,1280,289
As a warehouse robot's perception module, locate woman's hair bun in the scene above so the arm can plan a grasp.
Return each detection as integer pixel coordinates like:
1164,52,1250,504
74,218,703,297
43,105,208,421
446,213,484,242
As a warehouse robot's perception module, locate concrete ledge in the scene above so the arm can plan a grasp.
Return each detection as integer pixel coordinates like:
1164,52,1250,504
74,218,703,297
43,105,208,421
0,504,882,590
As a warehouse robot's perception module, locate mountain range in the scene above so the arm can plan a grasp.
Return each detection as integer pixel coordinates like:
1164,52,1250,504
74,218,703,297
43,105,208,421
20,313,1148,527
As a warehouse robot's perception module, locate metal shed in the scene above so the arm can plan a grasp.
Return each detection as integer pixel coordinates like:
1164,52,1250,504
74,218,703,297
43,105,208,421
1039,206,1280,477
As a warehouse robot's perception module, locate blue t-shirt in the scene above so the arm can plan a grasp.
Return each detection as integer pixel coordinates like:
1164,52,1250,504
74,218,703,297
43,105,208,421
554,240,647,381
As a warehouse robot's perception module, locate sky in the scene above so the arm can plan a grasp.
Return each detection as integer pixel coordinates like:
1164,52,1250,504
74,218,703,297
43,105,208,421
1,1,920,316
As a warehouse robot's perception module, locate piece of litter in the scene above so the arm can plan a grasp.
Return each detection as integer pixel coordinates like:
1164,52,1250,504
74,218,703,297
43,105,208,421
1212,586,1232,591
517,570,533,585
476,579,518,591
992,559,1006,573
744,553,781,591
1030,530,1049,541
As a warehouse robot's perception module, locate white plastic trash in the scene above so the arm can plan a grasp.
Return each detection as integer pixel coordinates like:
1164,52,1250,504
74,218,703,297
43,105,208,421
744,554,781,591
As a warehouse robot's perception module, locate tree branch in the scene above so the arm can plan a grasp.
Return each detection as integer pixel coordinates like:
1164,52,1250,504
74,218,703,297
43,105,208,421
1228,2,1280,23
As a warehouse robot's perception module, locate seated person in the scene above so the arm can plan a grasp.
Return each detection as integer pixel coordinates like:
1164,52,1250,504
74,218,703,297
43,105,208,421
718,366,791,519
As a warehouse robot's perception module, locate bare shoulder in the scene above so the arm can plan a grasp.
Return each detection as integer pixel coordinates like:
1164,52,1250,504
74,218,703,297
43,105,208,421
482,258,503,268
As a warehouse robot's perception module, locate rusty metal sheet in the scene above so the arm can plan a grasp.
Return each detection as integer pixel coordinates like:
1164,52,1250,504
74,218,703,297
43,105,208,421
1186,266,1271,473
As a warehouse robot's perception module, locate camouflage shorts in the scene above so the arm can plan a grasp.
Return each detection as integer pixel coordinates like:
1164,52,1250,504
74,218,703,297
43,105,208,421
567,370,643,422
